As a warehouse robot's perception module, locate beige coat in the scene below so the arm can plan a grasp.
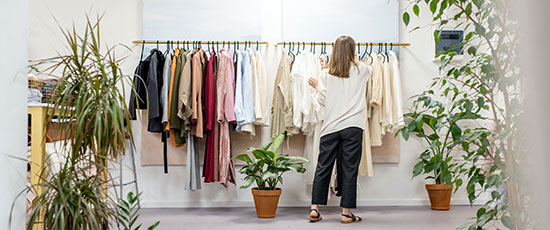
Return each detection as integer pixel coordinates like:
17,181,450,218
271,50,299,137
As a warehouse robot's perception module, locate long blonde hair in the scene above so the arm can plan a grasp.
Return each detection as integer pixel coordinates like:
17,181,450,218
328,36,357,78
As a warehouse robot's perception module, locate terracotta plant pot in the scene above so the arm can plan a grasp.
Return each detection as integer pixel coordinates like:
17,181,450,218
251,188,282,218
425,184,453,210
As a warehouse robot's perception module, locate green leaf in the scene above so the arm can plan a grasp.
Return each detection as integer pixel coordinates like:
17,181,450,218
486,174,498,187
252,150,268,161
462,142,469,151
467,46,477,56
235,154,252,164
403,12,411,26
434,30,441,45
450,124,462,141
430,0,439,14
148,221,160,230
476,207,486,218
454,178,463,189
240,177,255,189
412,161,424,177
465,32,473,41
402,127,410,140
501,215,515,230
465,3,472,16
491,191,500,199
272,133,285,154
475,24,486,36
473,0,483,9
413,4,420,17
476,97,485,108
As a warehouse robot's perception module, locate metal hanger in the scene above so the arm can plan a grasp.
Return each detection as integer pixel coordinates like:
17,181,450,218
256,41,259,51
140,41,145,60
385,43,389,62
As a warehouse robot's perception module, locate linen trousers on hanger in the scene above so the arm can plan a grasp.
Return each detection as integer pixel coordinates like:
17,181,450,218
311,127,363,209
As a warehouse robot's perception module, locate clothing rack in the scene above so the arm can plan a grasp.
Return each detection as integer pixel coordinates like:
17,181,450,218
132,40,269,45
132,40,410,46
277,42,410,47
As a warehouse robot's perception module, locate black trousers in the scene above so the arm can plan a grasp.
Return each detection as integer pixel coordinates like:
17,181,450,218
311,127,363,209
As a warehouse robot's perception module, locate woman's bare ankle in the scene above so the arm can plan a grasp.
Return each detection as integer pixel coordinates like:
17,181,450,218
342,208,351,215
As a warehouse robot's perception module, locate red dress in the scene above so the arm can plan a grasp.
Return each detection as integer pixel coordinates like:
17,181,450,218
203,49,217,182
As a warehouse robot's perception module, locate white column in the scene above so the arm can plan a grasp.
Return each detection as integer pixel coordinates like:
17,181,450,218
0,1,29,230
0,0,28,230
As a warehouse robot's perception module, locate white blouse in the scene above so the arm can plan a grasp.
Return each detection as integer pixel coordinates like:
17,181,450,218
316,62,372,137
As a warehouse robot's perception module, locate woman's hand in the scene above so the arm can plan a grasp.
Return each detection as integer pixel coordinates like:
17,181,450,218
308,77,319,90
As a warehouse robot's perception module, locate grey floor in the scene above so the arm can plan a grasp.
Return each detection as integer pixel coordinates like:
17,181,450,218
140,206,482,230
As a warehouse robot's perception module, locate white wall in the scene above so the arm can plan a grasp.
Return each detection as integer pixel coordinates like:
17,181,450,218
28,0,483,208
0,1,29,229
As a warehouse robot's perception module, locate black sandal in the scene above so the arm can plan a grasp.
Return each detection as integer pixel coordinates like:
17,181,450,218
341,213,362,224
309,209,322,222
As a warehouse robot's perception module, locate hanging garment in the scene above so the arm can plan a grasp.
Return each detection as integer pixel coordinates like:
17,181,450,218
304,123,322,183
239,49,257,135
165,49,181,145
359,61,374,177
254,50,268,126
203,50,217,183
380,53,393,134
186,132,201,191
368,53,384,146
217,49,236,187
290,53,306,130
168,50,187,146
191,49,206,138
246,49,258,127
298,52,323,184
389,51,404,132
271,50,299,137
315,63,372,137
300,52,323,135
212,52,221,182
235,51,256,134
161,50,174,124
233,51,243,127
177,51,194,137
137,49,165,133
129,49,150,120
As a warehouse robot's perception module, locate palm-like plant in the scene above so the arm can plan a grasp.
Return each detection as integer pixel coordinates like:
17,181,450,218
25,15,134,229
235,134,309,190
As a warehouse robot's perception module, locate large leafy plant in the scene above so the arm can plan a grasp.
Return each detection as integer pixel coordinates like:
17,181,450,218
22,15,141,229
403,0,523,229
235,133,309,190
400,93,489,189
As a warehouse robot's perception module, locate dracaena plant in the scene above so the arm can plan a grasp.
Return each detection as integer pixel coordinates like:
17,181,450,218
403,0,524,229
235,133,309,190
19,15,149,230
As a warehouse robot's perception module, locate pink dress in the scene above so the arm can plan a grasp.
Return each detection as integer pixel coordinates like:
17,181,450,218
216,49,236,187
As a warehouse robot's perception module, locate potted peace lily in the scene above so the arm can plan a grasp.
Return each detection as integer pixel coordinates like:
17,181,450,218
235,133,309,218
398,92,487,210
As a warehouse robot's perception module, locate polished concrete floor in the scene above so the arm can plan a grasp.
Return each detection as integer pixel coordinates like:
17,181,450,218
140,206,483,230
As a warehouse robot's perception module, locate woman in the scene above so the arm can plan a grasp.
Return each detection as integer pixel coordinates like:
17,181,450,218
308,36,372,224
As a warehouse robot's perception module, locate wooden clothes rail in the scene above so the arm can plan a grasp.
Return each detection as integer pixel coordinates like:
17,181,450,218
132,40,411,47
132,40,269,45
277,42,410,47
